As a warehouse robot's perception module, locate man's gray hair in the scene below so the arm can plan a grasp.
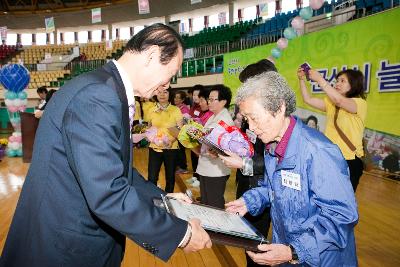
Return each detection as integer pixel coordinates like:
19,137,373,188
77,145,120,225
235,71,296,116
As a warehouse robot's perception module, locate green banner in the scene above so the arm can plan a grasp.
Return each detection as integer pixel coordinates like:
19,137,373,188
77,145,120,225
224,7,400,136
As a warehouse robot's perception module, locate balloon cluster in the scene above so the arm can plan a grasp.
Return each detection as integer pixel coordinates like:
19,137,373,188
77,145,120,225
5,90,28,113
0,64,30,157
6,132,23,157
269,0,324,60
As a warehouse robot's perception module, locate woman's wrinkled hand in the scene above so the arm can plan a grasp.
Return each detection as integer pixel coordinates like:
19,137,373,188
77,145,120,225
218,151,243,169
225,198,248,216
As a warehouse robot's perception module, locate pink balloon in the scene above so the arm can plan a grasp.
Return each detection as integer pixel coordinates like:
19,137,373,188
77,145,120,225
291,16,304,30
14,136,22,143
8,106,18,113
9,136,16,142
310,0,324,10
18,105,26,112
276,38,289,50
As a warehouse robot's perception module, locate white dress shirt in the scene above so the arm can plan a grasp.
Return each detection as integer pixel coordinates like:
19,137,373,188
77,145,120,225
112,60,135,108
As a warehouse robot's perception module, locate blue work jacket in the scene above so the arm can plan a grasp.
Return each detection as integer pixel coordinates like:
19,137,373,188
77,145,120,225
243,118,358,267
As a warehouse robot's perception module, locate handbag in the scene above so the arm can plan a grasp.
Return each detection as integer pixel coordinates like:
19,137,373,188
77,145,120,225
334,107,372,171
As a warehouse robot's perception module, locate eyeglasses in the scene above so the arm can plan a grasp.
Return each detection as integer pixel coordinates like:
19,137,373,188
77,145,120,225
208,98,219,102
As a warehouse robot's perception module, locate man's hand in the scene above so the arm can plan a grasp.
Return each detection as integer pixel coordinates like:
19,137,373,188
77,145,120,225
219,151,243,169
225,198,248,216
183,218,212,253
247,244,293,266
167,193,192,203
34,110,43,119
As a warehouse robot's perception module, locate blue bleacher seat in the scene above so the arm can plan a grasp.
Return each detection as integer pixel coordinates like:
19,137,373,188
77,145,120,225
270,18,277,32
365,0,376,8
356,0,366,9
324,2,332,13
372,5,382,12
376,0,392,9
258,24,266,35
265,21,271,33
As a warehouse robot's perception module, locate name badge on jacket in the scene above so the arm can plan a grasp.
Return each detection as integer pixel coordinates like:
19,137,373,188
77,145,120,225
281,170,301,191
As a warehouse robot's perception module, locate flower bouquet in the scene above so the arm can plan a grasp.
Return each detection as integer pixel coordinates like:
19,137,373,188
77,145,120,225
145,127,171,147
0,138,8,160
178,121,205,148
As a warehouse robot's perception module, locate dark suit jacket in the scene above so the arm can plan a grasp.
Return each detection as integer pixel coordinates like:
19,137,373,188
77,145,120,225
0,62,187,267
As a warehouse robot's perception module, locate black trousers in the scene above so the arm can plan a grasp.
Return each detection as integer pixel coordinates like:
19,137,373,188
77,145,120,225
148,148,178,193
177,143,187,170
190,151,199,176
236,175,271,267
198,174,229,209
346,156,364,192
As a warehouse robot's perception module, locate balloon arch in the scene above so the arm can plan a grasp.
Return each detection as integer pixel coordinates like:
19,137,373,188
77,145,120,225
268,0,325,62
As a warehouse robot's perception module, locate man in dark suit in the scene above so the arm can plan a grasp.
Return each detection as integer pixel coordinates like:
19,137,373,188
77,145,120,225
0,24,211,267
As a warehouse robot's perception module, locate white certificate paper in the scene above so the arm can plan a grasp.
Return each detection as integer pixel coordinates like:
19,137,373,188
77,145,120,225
167,198,260,240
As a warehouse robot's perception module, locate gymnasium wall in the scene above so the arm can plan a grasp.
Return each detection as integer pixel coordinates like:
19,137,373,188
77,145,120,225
223,7,400,137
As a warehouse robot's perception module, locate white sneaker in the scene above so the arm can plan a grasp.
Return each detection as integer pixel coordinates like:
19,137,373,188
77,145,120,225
191,180,200,187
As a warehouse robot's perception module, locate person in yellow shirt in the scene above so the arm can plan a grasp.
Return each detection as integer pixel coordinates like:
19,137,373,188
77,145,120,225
142,98,156,123
298,68,367,191
147,87,183,193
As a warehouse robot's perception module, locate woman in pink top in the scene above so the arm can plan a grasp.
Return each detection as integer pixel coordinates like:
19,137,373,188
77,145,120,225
197,89,213,125
174,91,190,115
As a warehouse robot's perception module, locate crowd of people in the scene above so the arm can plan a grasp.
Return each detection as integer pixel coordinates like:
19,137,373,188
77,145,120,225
2,23,367,267
125,57,366,266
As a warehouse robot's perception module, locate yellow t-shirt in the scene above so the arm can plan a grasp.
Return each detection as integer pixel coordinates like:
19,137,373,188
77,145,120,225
142,101,156,122
324,97,367,160
147,104,183,151
133,100,141,121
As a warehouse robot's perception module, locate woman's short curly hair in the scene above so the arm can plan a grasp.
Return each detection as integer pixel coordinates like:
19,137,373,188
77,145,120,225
236,72,296,117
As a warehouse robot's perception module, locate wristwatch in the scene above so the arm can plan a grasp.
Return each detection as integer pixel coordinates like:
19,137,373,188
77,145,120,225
288,244,300,264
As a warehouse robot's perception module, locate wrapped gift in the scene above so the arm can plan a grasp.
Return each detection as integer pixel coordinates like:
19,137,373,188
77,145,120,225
205,120,254,157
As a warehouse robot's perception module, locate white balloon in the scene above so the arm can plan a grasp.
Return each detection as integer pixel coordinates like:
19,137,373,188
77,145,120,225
5,99,12,106
9,142,20,150
13,99,22,106
21,99,28,106
13,132,21,137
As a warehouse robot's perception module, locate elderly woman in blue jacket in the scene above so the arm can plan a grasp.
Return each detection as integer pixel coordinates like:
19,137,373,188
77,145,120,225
223,72,358,267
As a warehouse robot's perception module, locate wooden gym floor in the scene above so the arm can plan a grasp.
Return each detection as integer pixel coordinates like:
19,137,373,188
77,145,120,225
0,148,399,266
